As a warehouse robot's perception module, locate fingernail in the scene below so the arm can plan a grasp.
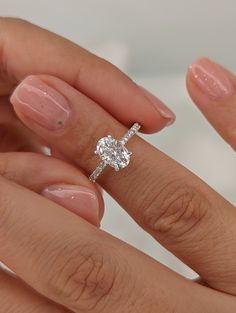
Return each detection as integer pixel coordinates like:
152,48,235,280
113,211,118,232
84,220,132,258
42,184,100,226
189,58,234,100
10,76,71,130
139,86,176,126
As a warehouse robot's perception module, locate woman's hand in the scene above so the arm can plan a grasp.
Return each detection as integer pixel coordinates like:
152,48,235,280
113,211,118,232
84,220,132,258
1,17,236,313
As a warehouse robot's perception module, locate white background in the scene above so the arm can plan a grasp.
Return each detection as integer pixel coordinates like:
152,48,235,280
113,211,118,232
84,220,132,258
1,0,236,277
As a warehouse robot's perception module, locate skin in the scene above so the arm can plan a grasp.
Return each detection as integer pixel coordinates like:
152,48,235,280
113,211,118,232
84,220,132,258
0,17,236,312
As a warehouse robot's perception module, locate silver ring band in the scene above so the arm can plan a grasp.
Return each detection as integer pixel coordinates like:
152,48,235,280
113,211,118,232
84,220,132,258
89,123,141,182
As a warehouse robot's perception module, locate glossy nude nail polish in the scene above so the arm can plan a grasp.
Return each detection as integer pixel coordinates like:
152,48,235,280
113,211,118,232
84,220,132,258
42,184,100,226
189,58,234,100
10,76,71,130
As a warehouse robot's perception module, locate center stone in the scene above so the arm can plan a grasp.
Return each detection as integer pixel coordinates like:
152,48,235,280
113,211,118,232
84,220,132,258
95,135,131,170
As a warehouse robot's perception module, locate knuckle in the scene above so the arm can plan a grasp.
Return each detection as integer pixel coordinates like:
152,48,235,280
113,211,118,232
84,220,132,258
141,180,209,241
46,243,119,312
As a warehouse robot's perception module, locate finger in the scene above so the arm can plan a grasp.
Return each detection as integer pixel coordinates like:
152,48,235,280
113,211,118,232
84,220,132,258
0,17,175,133
10,74,236,294
186,57,236,149
0,152,104,226
0,96,43,152
0,268,69,313
0,177,235,313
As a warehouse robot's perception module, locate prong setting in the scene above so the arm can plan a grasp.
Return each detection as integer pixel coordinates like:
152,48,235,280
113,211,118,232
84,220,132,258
89,123,141,182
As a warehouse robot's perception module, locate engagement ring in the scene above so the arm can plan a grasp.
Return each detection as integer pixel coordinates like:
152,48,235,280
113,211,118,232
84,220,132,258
89,123,141,182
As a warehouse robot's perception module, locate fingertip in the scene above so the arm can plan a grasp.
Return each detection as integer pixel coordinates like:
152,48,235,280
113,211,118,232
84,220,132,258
139,116,176,134
186,57,236,149
42,184,102,227
135,85,176,134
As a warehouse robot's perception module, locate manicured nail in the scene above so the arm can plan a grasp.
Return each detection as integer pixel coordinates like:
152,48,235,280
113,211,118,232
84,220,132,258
42,184,100,226
139,86,176,126
10,76,71,130
189,58,234,100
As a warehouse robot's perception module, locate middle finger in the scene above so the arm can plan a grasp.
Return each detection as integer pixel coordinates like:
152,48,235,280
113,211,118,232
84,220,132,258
10,74,236,294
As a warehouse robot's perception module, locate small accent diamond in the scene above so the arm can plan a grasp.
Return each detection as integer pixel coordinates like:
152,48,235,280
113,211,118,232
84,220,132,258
120,122,141,145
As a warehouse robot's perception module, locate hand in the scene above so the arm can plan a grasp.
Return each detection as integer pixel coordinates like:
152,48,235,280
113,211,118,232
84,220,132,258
2,18,236,312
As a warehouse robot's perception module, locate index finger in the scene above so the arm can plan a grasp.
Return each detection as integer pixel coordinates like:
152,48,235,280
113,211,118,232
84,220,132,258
0,17,175,133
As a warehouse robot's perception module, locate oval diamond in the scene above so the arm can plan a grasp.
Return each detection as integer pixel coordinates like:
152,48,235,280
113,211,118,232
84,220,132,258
95,136,131,170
